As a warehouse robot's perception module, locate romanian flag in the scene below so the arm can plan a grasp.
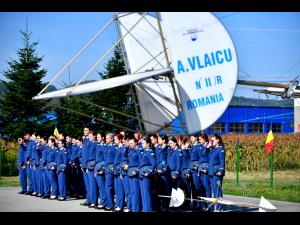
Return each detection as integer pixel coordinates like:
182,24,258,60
53,127,60,138
265,125,274,154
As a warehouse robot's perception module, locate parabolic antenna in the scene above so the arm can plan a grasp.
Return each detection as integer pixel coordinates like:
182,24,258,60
161,12,238,134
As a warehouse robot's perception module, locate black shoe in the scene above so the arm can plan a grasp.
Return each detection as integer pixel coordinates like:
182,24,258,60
80,201,91,206
42,195,50,199
80,200,88,206
25,192,33,195
58,197,66,201
18,191,26,194
104,207,114,211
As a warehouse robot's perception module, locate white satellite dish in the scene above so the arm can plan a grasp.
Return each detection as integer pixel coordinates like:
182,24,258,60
169,188,185,207
161,12,238,134
33,12,238,136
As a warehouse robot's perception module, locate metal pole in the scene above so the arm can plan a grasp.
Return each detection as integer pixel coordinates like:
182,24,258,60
155,12,185,136
113,13,144,134
0,142,3,177
270,151,274,187
236,140,239,186
38,18,114,96
71,12,147,94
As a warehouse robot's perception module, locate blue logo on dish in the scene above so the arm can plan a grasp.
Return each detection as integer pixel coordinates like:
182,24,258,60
183,28,203,42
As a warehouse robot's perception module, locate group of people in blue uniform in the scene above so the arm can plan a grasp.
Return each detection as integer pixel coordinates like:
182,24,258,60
17,127,226,212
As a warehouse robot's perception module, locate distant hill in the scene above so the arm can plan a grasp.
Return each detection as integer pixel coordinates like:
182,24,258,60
230,96,294,107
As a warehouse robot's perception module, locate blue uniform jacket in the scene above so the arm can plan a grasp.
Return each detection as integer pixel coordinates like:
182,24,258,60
87,141,97,170
181,147,190,169
128,146,141,168
17,143,27,167
189,142,201,172
113,144,124,175
120,145,129,176
199,143,209,163
69,144,79,163
30,141,38,166
66,142,72,161
95,142,106,163
104,143,116,173
25,140,33,162
56,147,68,171
139,147,156,176
95,141,106,173
41,145,48,167
155,144,169,174
33,143,43,166
81,137,91,169
208,146,226,176
88,141,97,161
128,146,141,176
168,147,183,177
47,147,57,163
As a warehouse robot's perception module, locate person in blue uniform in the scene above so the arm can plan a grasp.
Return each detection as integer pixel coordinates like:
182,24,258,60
76,138,86,199
24,132,34,195
65,135,73,197
189,134,202,209
179,137,192,209
34,135,44,197
113,134,125,212
17,137,27,194
40,137,50,199
56,139,68,201
95,133,107,209
104,133,116,211
121,136,131,212
168,137,183,190
30,133,38,196
208,134,226,211
87,132,98,208
198,132,212,209
128,138,142,212
47,138,58,200
69,137,81,198
80,127,91,206
139,137,156,212
155,134,170,211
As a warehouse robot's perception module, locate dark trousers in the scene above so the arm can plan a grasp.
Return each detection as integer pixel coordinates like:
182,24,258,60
96,174,106,206
25,164,33,193
41,167,50,196
18,167,27,192
129,176,141,212
105,172,114,208
82,168,90,202
122,175,132,210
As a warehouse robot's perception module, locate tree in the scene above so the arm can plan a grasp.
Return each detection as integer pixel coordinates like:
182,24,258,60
54,47,138,136
0,30,50,140
89,46,138,134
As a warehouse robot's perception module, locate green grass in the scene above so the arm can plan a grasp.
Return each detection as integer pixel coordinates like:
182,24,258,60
223,170,300,203
0,176,20,187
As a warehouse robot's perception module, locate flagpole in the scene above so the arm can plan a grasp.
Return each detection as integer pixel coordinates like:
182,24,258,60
236,140,239,186
270,151,274,187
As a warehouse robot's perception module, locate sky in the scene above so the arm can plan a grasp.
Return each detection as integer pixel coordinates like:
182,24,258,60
0,12,300,99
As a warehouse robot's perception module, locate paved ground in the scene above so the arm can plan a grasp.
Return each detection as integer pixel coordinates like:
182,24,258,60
0,187,299,212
